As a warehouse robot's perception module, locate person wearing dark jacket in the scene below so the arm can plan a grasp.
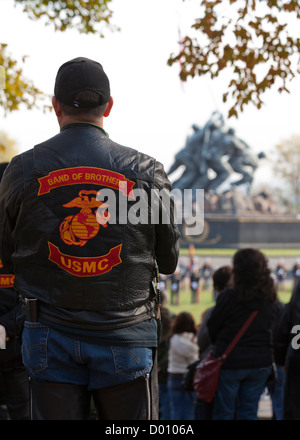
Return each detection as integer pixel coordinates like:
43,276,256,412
0,163,29,420
157,291,175,420
195,265,232,420
207,248,277,420
273,280,300,419
0,58,180,420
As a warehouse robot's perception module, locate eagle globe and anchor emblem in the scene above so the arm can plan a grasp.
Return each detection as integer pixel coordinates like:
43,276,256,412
59,190,110,246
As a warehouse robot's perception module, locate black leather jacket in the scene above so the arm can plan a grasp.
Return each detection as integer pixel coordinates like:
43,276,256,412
0,262,20,337
207,288,276,369
0,123,180,330
0,262,24,363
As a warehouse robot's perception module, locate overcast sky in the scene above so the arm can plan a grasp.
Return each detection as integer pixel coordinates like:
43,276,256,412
1,0,300,189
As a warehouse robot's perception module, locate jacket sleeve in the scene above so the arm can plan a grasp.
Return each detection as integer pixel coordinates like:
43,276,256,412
273,303,292,366
0,155,25,273
153,160,180,274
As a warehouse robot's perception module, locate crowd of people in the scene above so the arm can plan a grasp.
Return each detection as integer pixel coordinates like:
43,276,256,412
163,258,214,306
157,249,300,420
275,259,300,291
1,243,297,421
160,254,300,308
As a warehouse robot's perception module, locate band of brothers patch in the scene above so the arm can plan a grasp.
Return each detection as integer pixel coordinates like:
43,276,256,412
38,166,135,198
37,166,134,277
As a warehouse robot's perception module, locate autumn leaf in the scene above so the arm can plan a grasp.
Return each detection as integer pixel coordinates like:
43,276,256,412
0,0,118,115
168,0,300,117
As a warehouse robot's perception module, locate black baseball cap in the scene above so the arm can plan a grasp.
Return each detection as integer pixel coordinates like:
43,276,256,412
54,57,110,109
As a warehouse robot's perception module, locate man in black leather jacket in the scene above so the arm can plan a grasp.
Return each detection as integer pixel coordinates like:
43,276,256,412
0,57,180,420
0,163,29,420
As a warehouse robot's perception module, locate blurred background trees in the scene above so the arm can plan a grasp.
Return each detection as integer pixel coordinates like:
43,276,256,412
0,0,116,114
168,0,300,118
1,0,300,117
1,0,300,197
271,135,300,214
0,131,18,162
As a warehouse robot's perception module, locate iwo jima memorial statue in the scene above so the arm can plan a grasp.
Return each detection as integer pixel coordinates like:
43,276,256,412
168,111,300,248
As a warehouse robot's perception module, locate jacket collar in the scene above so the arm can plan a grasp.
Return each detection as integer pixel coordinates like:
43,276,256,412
60,122,109,137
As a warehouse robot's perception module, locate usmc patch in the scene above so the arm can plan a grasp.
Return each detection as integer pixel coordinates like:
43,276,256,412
37,166,135,277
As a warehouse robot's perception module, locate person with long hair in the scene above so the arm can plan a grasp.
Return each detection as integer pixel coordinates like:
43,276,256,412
167,312,199,420
195,265,233,420
207,248,278,420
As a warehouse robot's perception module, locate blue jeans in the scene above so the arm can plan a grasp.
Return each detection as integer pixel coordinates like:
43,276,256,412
21,322,153,390
212,367,272,420
269,365,285,420
167,374,196,420
159,382,171,420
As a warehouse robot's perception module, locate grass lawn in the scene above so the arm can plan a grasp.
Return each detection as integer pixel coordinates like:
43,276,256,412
166,282,293,325
170,247,297,324
179,248,300,258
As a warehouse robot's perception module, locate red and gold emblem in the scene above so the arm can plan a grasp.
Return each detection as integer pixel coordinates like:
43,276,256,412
59,190,110,246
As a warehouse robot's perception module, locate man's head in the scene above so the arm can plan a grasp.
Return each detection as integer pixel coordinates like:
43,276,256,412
212,265,232,294
52,57,113,125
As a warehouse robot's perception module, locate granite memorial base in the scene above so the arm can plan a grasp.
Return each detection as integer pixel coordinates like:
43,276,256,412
179,214,300,249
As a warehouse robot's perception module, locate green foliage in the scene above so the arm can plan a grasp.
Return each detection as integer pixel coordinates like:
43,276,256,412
168,0,300,118
2,0,300,118
14,0,118,36
0,0,118,115
0,43,51,114
0,130,18,160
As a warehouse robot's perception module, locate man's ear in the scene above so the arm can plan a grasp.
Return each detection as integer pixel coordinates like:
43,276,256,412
52,96,63,117
103,96,113,117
